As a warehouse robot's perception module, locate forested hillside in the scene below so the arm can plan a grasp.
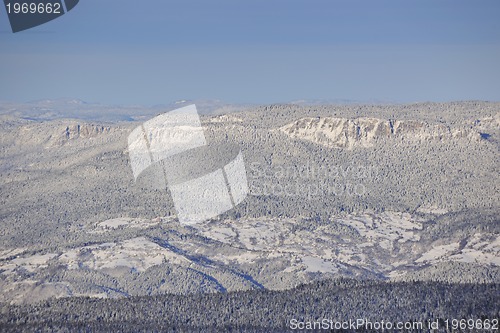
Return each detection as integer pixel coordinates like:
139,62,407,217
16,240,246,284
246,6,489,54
1,279,498,332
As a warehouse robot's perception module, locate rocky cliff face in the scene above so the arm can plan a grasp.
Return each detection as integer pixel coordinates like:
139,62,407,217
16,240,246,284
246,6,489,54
280,117,484,149
5,122,119,150
45,123,117,147
60,123,111,141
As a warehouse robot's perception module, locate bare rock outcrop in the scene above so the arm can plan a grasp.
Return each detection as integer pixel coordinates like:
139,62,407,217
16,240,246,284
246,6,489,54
47,123,115,147
280,117,484,149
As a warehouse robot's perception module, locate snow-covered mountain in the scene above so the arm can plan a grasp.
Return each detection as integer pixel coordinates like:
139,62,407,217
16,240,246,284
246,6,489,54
0,101,498,304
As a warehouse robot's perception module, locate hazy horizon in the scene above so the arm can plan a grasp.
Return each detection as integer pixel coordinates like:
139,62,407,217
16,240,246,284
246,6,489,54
1,0,499,105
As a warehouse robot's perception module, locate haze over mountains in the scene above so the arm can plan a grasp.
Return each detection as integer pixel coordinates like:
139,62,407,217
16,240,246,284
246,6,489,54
0,99,253,122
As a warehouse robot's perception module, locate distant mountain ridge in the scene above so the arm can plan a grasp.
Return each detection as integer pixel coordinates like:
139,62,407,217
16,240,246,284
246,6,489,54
0,99,254,122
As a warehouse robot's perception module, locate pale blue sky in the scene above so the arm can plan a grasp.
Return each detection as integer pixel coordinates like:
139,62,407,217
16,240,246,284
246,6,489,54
1,0,499,105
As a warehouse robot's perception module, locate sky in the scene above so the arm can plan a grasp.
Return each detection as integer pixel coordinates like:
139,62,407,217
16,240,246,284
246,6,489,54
1,0,499,106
